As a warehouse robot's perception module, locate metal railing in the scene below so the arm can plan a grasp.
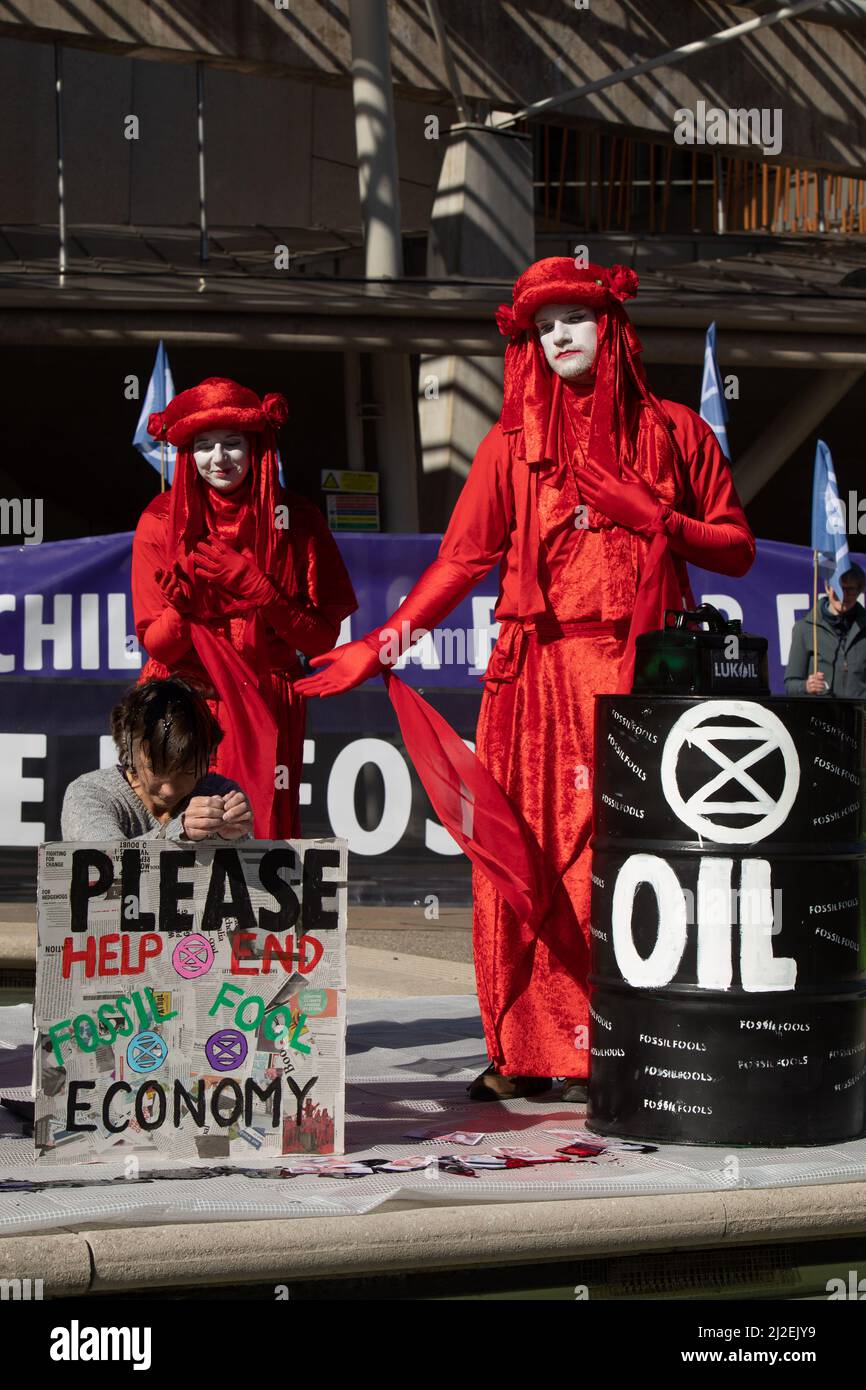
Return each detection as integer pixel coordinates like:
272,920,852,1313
533,126,866,236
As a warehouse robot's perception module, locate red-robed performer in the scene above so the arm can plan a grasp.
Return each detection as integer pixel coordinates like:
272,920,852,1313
132,377,357,838
296,259,756,1100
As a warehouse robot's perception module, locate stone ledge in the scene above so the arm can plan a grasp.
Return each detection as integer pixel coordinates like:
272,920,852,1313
1,1181,865,1297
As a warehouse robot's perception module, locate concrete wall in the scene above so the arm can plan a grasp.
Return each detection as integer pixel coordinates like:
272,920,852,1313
0,37,447,227
1,2,865,172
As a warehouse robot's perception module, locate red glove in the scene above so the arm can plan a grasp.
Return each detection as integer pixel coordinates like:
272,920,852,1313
294,638,382,697
191,538,275,607
155,563,194,615
577,458,668,535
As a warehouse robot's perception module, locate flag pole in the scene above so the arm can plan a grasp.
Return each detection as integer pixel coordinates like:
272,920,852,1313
812,548,818,676
160,439,166,493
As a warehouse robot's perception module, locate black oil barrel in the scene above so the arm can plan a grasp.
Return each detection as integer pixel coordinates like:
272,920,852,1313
586,695,866,1146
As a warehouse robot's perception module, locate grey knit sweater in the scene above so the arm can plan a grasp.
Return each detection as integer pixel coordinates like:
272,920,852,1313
61,765,249,842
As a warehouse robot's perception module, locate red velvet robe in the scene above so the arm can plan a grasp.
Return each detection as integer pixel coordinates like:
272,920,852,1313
132,489,357,836
381,386,755,1076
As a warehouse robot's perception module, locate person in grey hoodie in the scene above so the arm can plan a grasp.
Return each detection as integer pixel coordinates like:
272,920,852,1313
61,677,253,841
784,563,866,697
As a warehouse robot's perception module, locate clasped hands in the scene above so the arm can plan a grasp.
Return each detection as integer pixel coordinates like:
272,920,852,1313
577,457,668,534
156,537,276,613
181,788,253,841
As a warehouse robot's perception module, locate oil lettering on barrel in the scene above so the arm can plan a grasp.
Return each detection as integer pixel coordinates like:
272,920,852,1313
588,695,866,1147
611,854,796,993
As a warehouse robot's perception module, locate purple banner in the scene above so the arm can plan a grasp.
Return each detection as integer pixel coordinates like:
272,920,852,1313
0,533,140,681
0,529,855,690
0,528,855,887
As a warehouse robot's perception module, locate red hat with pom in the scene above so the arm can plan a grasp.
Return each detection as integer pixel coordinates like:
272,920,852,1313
147,377,288,448
495,258,638,338
151,377,292,603
494,257,649,466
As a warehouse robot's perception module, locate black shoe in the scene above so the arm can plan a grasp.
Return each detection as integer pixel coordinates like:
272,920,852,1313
467,1063,554,1102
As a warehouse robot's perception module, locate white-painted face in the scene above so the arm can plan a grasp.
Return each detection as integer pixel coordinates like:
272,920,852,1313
192,430,251,493
533,301,598,380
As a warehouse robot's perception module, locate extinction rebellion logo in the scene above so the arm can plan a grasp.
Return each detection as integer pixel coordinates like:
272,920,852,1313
660,700,799,844
608,701,802,993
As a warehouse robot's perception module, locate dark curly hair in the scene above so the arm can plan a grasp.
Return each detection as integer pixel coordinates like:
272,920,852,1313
110,678,223,778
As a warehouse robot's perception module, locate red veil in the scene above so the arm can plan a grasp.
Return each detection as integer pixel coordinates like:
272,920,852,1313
145,378,293,836
495,257,686,652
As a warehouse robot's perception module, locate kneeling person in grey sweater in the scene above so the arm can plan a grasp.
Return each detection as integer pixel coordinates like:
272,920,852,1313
62,677,253,842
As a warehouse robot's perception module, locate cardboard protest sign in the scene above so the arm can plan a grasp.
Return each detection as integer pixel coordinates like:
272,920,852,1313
34,839,346,1164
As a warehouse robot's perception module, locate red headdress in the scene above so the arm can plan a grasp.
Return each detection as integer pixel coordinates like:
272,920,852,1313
148,377,290,591
492,257,685,683
496,257,652,465
147,376,289,449
147,377,291,836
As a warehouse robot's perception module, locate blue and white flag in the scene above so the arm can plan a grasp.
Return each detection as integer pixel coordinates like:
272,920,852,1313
811,438,850,599
133,341,177,484
700,321,730,459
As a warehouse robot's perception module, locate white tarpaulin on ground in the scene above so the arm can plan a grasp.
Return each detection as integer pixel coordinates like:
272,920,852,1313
1,995,866,1233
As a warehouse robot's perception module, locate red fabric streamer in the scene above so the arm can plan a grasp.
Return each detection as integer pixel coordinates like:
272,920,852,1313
189,621,279,838
383,671,549,925
383,669,557,1061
